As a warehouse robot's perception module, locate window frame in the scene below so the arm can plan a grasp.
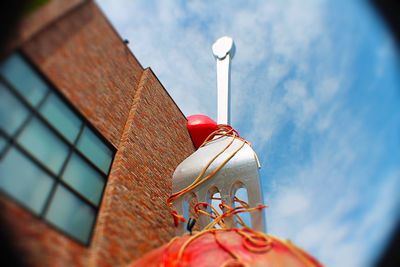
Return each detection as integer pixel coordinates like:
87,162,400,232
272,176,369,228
0,52,116,246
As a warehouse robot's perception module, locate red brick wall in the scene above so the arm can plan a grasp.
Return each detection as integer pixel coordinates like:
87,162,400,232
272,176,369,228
0,1,195,266
0,197,89,266
22,0,144,147
90,69,194,266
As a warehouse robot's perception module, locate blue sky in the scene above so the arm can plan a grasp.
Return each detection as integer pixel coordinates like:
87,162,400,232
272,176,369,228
97,1,400,266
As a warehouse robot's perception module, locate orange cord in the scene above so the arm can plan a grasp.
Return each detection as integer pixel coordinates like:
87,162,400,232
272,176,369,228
167,125,248,225
164,125,318,266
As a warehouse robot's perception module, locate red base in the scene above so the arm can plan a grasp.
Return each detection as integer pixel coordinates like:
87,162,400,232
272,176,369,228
129,229,323,267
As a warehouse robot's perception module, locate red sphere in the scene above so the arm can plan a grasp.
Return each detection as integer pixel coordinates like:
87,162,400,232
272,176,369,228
187,115,218,149
129,228,323,267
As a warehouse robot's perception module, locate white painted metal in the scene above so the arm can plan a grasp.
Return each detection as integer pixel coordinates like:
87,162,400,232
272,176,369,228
171,36,266,235
212,36,235,125
172,136,265,235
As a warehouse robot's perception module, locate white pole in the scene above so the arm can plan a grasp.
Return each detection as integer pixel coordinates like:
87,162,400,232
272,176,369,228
212,36,235,125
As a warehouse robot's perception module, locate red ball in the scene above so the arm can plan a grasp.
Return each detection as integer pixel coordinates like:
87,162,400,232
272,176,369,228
129,228,323,267
187,115,218,149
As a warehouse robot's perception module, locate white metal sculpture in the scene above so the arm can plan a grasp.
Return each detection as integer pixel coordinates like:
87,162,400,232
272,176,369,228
212,36,235,125
172,36,266,235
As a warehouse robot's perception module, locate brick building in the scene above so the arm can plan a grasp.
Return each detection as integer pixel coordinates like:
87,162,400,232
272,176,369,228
0,0,195,266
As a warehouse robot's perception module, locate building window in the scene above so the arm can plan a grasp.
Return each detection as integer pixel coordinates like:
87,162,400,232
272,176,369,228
0,53,115,244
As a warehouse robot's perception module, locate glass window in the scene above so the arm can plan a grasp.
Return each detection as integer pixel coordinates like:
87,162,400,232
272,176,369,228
62,153,105,205
17,118,69,175
0,148,54,214
0,53,48,106
0,82,29,136
77,127,113,173
45,186,95,243
40,93,82,143
0,52,114,244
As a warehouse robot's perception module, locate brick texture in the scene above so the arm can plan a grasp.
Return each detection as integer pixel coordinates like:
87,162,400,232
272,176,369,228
0,1,195,266
89,69,194,266
22,0,144,147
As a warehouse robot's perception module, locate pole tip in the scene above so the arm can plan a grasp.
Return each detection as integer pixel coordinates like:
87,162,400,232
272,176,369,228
212,36,235,60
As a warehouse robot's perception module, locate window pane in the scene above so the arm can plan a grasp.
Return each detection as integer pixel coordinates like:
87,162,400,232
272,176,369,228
39,94,82,143
77,127,113,173
62,153,105,205
0,53,48,106
0,82,29,136
0,148,54,214
45,186,95,243
17,117,69,175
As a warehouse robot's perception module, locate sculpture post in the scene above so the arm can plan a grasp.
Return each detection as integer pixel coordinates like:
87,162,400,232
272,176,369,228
212,36,235,125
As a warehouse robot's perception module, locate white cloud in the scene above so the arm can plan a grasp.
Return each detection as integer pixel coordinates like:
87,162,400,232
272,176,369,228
283,79,317,128
273,189,310,217
96,0,329,126
264,105,400,266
